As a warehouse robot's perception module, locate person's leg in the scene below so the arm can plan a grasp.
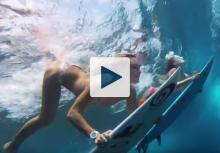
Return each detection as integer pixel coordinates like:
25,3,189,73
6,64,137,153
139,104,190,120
3,62,61,153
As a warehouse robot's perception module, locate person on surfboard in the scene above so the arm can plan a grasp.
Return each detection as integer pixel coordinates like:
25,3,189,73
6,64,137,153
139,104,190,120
139,51,200,105
3,52,148,153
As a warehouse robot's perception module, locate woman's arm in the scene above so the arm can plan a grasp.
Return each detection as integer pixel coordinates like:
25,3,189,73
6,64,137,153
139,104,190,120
167,68,200,89
177,73,200,88
67,87,112,145
67,87,94,136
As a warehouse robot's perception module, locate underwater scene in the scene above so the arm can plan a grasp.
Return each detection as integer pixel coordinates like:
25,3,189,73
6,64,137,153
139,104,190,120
0,0,220,153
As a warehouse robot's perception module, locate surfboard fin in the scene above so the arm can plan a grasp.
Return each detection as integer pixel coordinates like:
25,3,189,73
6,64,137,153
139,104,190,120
136,143,148,153
136,136,149,153
136,134,162,153
156,135,161,146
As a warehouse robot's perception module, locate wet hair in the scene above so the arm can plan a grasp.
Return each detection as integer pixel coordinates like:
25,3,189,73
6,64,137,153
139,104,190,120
114,52,136,58
115,53,137,65
165,51,184,73
115,52,148,66
166,57,177,73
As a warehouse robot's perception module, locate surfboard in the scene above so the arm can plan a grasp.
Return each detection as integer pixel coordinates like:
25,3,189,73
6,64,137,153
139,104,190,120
90,68,181,153
136,56,214,153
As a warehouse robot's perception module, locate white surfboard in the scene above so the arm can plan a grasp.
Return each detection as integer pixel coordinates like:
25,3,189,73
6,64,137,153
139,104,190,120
136,56,214,153
90,68,181,153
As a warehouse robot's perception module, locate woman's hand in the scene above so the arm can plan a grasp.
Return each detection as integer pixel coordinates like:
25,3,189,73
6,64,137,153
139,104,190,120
94,130,112,145
191,72,200,80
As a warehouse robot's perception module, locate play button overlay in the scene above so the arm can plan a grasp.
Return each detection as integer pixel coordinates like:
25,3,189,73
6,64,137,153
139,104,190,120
101,66,122,88
90,57,130,97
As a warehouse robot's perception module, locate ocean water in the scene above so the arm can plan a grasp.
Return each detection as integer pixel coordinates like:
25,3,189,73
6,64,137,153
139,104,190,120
0,0,219,153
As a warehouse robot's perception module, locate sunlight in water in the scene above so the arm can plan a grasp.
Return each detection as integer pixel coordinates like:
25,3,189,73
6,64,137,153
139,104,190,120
211,79,220,103
208,79,220,119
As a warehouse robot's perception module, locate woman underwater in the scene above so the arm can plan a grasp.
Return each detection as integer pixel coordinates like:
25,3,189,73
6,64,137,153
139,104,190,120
141,51,200,104
1,1,199,153
3,51,199,153
3,52,147,153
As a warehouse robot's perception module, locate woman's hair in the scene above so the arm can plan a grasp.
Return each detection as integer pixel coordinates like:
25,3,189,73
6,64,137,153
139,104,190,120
114,51,148,65
114,52,136,58
165,51,184,72
166,57,176,72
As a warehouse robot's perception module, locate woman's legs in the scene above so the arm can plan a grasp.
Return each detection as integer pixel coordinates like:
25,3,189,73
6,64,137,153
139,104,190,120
3,62,61,153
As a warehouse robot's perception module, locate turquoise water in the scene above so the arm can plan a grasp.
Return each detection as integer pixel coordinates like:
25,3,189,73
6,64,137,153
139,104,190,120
0,0,219,153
